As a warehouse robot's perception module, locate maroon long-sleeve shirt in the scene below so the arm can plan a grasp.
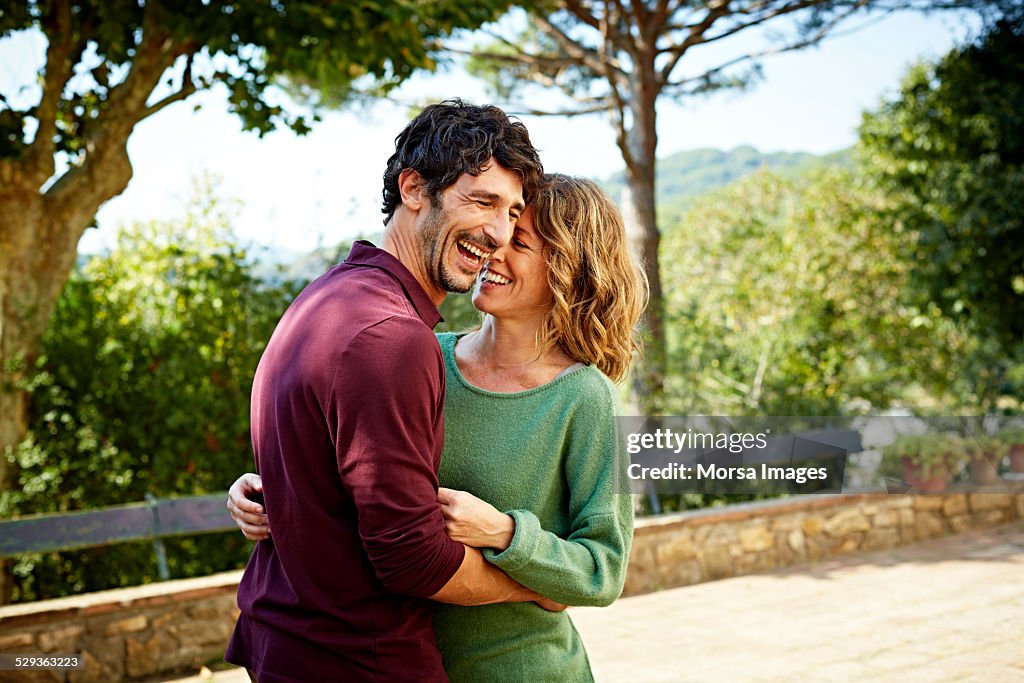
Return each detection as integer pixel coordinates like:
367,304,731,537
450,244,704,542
225,241,465,682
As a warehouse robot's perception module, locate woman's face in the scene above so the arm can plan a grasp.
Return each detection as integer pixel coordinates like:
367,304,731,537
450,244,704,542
471,206,553,321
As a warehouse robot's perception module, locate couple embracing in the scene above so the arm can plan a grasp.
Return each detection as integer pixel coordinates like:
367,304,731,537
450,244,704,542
224,100,648,682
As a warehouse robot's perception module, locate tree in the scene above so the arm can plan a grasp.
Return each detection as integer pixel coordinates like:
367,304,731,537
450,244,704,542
463,0,1011,413
660,167,965,416
3,185,301,602
859,13,1024,356
0,0,513,598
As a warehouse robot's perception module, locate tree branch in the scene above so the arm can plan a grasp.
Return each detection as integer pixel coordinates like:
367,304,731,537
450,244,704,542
648,0,674,37
532,13,621,79
508,102,613,117
662,4,867,93
659,0,869,86
563,0,602,31
596,2,639,168
607,84,634,172
453,46,584,73
684,0,831,50
46,1,180,213
626,0,651,32
142,52,197,119
24,0,74,188
656,0,738,85
620,0,661,58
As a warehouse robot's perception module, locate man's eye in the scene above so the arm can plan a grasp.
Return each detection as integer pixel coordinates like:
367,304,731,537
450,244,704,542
476,200,491,208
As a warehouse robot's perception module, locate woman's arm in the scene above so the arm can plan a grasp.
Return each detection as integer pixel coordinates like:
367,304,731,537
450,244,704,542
231,472,566,611
441,389,633,608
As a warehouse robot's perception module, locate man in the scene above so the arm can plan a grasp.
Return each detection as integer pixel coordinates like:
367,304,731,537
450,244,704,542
225,100,547,682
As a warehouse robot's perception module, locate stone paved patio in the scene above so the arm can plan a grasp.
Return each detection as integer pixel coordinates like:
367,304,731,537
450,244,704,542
170,523,1024,683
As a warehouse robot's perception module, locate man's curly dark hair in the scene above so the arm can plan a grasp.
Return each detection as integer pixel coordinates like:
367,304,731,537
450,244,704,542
381,99,544,223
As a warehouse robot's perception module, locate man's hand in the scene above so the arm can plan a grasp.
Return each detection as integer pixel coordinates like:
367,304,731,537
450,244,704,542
438,487,515,550
227,473,270,541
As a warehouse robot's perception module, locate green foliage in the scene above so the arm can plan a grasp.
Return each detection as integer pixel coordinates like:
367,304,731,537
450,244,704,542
881,433,965,480
2,191,300,602
859,15,1024,352
660,168,962,415
962,435,1008,465
996,426,1024,446
437,293,483,334
0,0,520,155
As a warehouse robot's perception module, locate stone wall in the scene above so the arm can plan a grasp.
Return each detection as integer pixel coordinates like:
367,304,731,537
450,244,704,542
0,572,241,683
623,488,1024,595
1,489,1021,682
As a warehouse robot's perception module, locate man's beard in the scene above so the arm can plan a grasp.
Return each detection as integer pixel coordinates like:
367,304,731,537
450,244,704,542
419,202,475,294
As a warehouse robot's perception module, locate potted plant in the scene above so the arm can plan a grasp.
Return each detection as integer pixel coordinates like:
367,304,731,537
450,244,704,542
996,427,1024,474
962,435,1007,485
882,434,965,494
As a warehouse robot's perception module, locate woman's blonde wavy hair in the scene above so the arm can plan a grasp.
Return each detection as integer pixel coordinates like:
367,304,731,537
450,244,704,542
532,173,649,382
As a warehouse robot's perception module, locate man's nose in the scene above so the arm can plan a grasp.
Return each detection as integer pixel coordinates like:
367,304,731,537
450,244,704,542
482,213,512,250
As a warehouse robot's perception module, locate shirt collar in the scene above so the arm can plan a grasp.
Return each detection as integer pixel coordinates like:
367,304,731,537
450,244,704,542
344,240,445,329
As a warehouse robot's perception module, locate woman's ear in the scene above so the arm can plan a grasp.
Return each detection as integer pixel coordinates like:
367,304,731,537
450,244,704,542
398,169,427,211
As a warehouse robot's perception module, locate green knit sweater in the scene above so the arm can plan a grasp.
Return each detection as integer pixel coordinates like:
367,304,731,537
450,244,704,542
432,332,633,683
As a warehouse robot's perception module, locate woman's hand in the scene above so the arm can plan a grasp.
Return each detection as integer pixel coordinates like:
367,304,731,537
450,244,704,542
227,473,270,541
438,487,515,551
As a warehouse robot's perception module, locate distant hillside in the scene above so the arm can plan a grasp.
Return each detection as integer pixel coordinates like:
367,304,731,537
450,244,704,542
76,149,850,277
600,145,852,207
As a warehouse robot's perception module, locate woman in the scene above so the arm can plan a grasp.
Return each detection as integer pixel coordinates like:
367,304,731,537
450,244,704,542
229,174,647,681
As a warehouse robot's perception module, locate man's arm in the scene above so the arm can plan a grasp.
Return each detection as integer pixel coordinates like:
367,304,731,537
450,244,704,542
330,319,463,597
429,545,563,610
226,470,562,608
331,318,561,613
225,473,565,610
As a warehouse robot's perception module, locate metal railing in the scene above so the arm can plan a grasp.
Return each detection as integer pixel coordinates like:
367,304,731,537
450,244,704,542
0,493,235,580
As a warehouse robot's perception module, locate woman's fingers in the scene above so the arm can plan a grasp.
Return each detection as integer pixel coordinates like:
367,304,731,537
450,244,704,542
238,522,271,542
229,473,265,514
227,472,270,539
226,490,266,520
228,500,268,527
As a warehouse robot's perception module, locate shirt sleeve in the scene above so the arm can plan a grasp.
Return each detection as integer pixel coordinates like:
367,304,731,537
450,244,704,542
482,384,633,607
329,315,465,597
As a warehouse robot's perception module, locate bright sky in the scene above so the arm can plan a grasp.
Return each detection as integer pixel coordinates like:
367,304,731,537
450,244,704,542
0,9,981,255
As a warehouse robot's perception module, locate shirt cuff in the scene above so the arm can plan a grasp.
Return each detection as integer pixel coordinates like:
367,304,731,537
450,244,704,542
482,509,541,572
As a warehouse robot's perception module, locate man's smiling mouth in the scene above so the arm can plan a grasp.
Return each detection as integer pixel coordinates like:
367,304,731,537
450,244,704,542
457,240,492,268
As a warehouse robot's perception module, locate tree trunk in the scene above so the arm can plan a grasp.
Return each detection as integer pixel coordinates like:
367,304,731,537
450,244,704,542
0,189,55,604
0,155,133,603
619,92,667,416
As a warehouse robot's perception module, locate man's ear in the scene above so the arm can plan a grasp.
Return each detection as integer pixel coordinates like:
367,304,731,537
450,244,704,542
398,169,428,211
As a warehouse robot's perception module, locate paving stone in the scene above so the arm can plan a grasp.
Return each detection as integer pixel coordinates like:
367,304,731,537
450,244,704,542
159,524,1024,683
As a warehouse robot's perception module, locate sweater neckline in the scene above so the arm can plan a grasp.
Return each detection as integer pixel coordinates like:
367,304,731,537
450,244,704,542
441,332,589,398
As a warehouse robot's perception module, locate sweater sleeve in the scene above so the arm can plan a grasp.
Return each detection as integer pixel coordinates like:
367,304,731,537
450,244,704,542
482,379,633,607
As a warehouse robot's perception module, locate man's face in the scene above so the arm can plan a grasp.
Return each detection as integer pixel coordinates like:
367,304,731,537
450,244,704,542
418,161,525,294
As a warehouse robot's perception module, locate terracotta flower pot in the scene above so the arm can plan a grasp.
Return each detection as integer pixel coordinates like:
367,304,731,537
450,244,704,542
1009,444,1024,473
900,457,949,494
968,457,1000,485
